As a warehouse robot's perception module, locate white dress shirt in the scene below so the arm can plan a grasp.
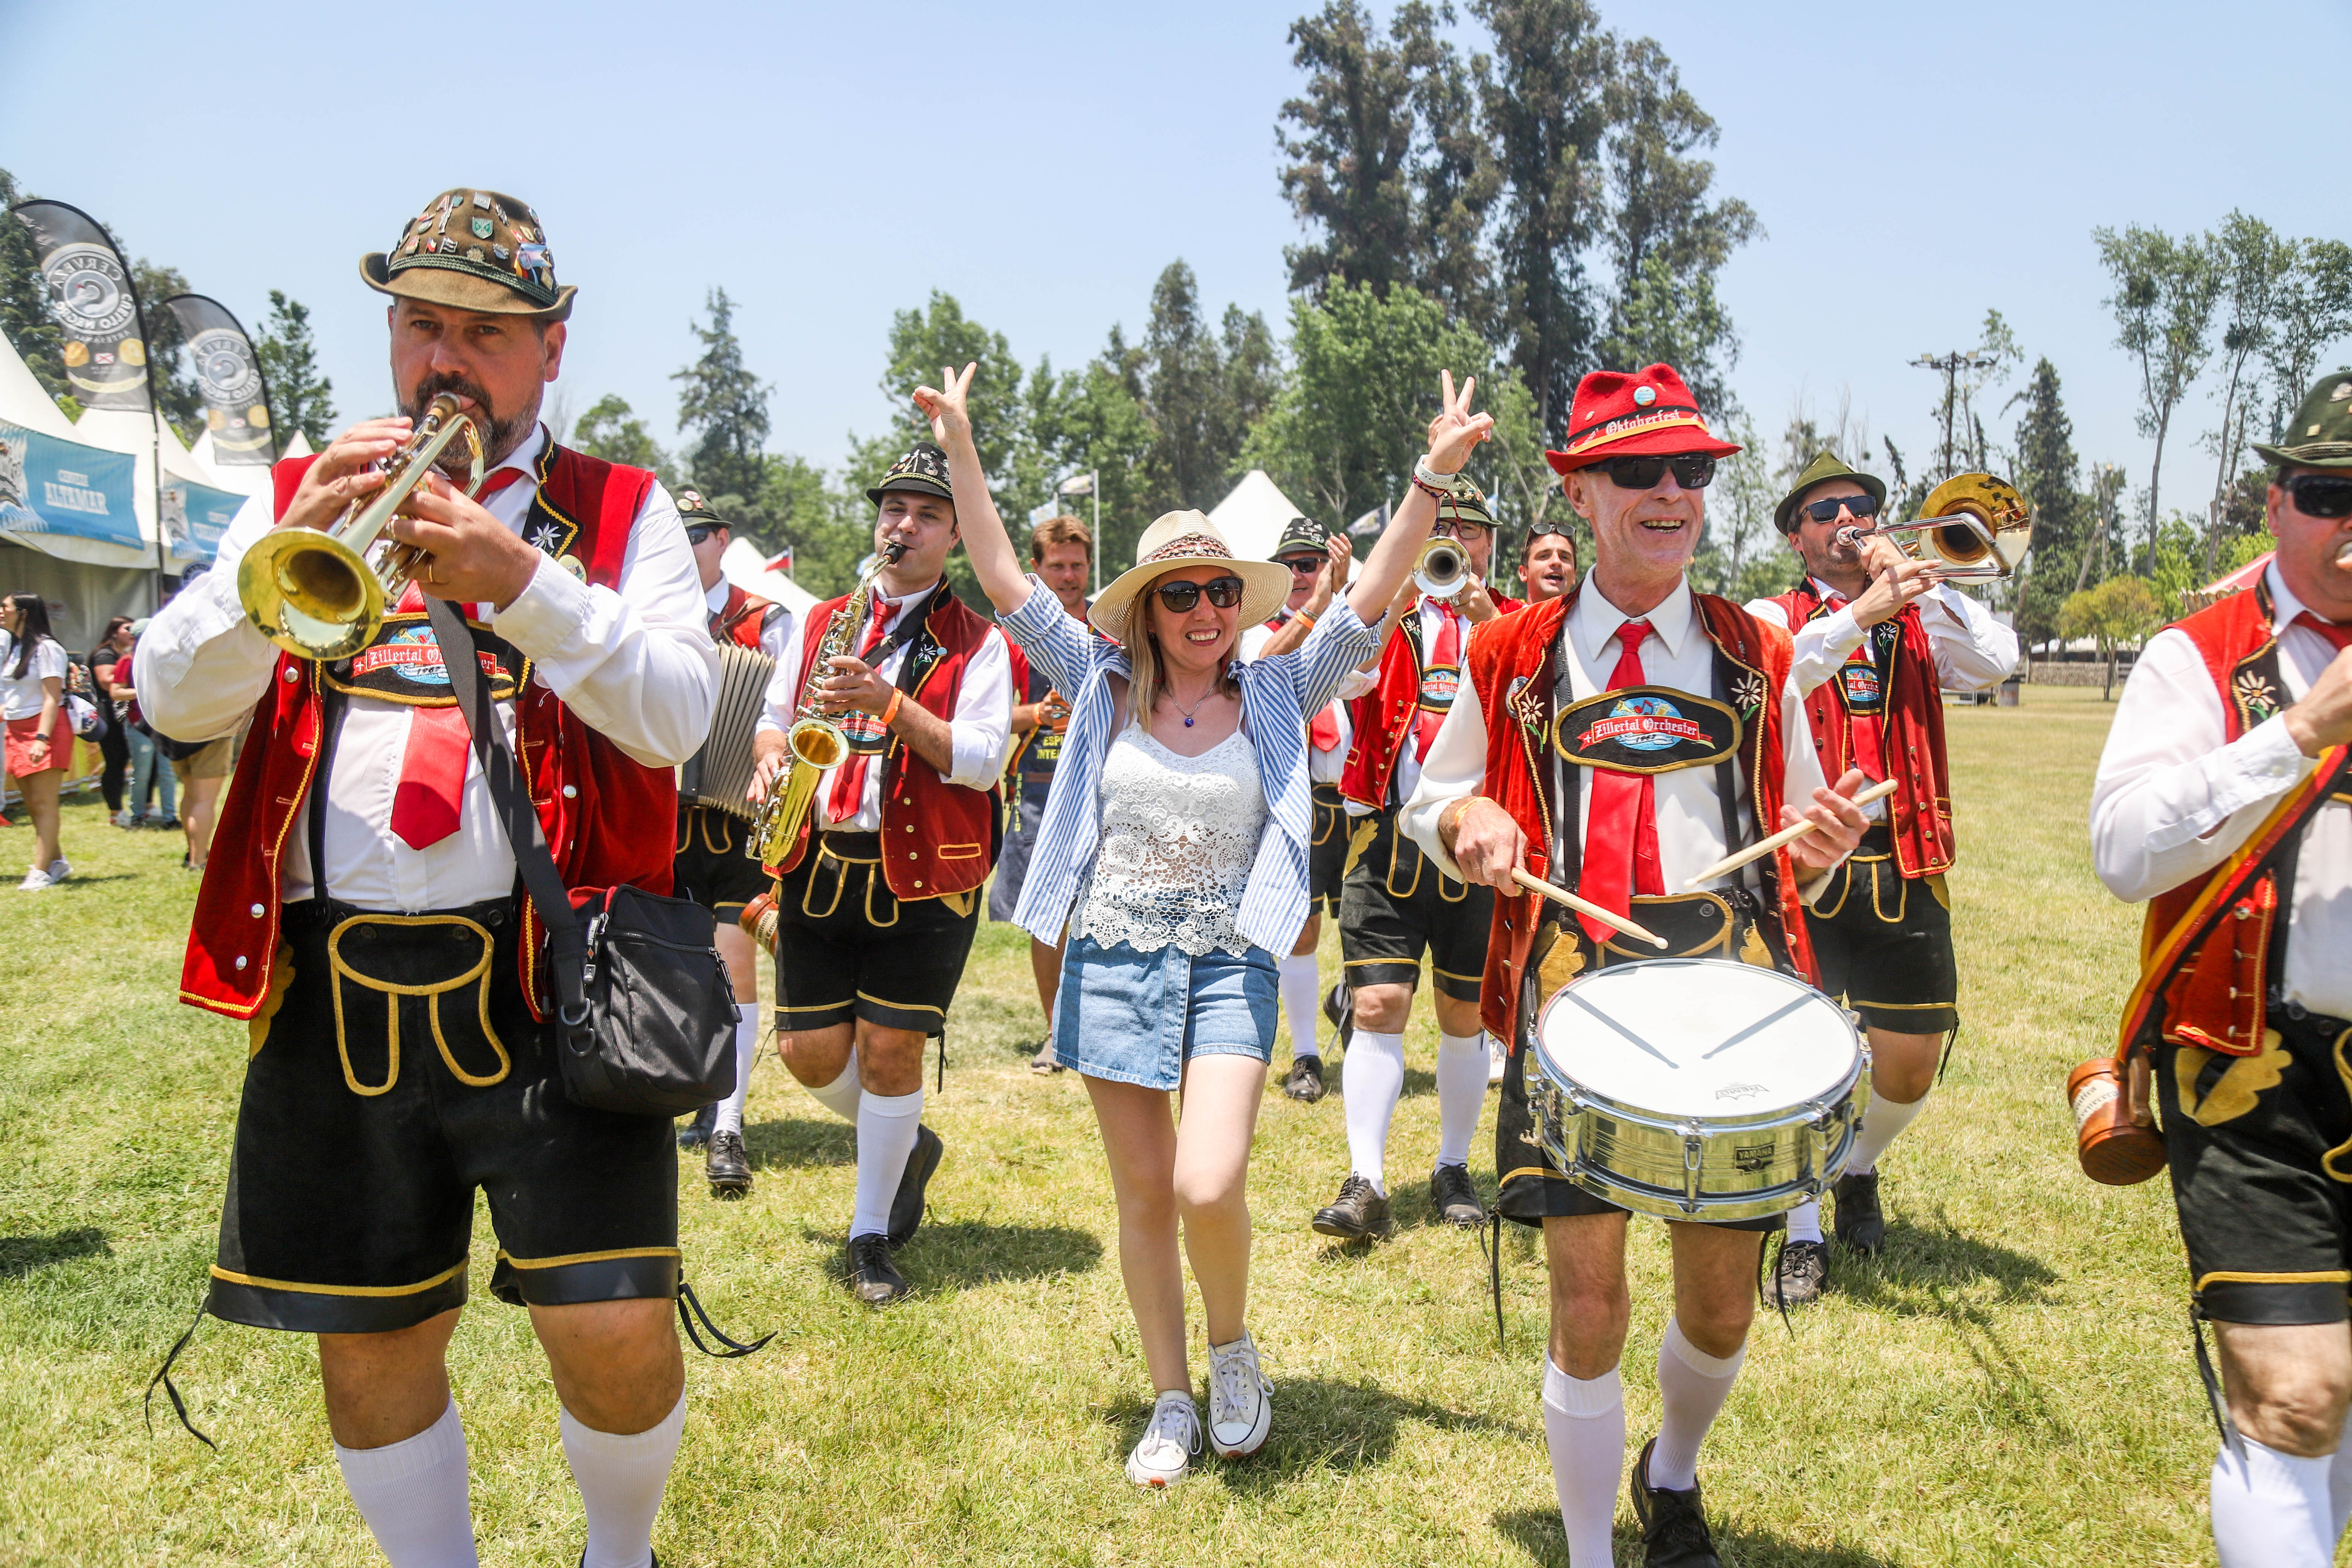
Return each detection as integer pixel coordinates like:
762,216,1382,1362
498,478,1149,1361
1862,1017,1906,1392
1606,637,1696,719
135,425,718,911
1240,616,1359,787
2090,563,2350,1019
1348,596,1468,815
755,580,1013,833
1402,578,1835,897
707,579,793,663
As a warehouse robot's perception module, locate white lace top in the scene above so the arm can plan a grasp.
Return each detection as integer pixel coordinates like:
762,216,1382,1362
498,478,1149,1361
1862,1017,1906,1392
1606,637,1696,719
1073,724,1268,957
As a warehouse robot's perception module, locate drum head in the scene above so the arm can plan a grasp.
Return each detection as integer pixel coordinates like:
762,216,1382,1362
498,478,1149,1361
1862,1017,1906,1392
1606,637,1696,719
1536,959,1858,1119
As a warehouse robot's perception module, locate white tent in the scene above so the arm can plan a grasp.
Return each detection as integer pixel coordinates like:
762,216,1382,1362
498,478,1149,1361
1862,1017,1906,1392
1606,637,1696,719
1206,470,1312,564
719,537,819,623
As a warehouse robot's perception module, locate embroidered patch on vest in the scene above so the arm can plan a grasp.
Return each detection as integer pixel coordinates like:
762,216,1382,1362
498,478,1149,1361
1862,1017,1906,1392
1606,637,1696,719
1418,664,1460,714
323,614,521,706
1552,685,1740,773
1838,660,1882,712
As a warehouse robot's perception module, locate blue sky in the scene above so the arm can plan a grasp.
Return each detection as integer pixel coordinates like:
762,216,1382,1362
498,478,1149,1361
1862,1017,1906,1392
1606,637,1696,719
5,0,2346,517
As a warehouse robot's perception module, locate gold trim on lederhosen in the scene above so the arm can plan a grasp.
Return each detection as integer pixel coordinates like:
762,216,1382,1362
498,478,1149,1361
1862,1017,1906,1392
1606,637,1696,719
325,913,511,1096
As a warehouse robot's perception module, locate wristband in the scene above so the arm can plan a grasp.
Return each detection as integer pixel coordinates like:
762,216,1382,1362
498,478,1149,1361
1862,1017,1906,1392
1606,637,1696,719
1413,455,1459,488
1293,610,1318,631
880,689,905,727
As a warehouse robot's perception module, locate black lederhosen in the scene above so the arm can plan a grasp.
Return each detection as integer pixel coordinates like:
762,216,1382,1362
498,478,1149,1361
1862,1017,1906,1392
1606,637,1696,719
209,896,681,1333
1802,824,1959,1035
673,803,769,915
773,831,980,1035
1338,806,1493,1001
1308,782,1347,917
2160,1000,2352,1326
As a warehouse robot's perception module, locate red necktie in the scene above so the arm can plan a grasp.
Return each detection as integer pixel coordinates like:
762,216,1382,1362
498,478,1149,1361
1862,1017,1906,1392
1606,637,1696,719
1309,706,1341,753
386,467,527,851
1413,602,1462,761
1824,593,1887,784
2297,611,2352,653
1576,619,1665,943
824,594,896,825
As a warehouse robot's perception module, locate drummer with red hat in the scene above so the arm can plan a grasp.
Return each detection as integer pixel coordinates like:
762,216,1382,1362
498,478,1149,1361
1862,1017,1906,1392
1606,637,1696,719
1399,363,1868,1568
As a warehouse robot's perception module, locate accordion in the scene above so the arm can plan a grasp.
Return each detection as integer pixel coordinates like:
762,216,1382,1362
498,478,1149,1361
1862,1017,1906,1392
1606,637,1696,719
679,641,775,819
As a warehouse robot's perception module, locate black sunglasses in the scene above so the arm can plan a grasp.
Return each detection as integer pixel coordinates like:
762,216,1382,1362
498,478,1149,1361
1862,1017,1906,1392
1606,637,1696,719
1527,518,1574,539
1597,454,1716,491
1799,493,1882,524
2286,473,2352,520
683,524,720,545
1279,555,1325,575
1152,575,1245,613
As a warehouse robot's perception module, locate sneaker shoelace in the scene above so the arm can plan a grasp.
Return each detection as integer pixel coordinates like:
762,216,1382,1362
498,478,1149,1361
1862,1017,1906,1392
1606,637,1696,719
1145,1395,1202,1459
1209,1338,1270,1425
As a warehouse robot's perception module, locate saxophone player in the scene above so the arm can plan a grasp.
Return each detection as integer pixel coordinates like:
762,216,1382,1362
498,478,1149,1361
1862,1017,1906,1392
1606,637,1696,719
747,441,1014,1307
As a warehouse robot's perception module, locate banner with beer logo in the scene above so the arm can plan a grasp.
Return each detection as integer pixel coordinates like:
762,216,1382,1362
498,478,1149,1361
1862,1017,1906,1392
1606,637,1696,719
159,473,242,564
164,294,273,465
6,201,151,412
0,416,141,549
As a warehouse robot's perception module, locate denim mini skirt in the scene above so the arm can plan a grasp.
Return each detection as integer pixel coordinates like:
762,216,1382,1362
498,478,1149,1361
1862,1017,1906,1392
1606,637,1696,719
1052,936,1278,1090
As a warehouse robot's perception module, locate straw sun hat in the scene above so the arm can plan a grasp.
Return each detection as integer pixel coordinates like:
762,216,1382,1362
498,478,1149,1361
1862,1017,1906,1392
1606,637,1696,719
1087,511,1294,644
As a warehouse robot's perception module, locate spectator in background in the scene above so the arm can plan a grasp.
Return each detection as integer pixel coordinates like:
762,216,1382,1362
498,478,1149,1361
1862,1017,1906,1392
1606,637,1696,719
114,621,179,831
1516,518,1578,605
170,730,231,872
88,616,134,824
1,592,72,888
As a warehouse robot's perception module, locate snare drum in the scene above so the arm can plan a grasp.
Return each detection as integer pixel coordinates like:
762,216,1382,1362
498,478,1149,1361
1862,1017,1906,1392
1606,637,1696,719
1531,959,1869,1222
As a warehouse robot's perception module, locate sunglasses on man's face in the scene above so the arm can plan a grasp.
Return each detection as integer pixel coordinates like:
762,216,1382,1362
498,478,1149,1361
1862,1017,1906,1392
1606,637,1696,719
684,525,720,546
1152,575,1245,613
1596,454,1716,491
1279,555,1325,576
2286,473,2352,520
1799,493,1882,525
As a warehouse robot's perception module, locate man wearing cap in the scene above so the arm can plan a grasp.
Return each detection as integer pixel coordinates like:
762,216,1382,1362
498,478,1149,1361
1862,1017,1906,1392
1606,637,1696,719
1241,514,1358,1102
1745,452,2017,1304
1517,518,1579,606
671,489,793,1194
748,441,1013,1308
1400,364,1868,1568
1316,478,1521,1237
135,188,718,1568
2091,373,2352,1568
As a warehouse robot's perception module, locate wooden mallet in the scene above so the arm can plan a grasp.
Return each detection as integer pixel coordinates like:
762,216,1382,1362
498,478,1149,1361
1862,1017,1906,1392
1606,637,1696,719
1681,777,1899,889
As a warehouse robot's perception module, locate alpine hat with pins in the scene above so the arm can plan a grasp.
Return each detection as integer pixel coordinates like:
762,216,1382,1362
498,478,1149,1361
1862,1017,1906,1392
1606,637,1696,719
1544,363,1742,475
2254,371,2352,472
1773,450,1886,534
1434,473,1498,531
362,187,574,322
865,441,955,505
675,488,726,529
1271,514,1332,560
1090,511,1293,644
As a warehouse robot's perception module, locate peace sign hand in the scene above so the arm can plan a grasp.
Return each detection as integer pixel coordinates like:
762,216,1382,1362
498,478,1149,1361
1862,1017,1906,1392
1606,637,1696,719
913,363,978,447
1425,369,1494,477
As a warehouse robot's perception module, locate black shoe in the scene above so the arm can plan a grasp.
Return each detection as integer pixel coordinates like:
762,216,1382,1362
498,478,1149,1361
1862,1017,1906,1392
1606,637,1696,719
1629,1436,1721,1566
1311,1173,1394,1240
1283,1054,1326,1103
887,1125,944,1249
1771,1238,1827,1307
1430,1163,1484,1229
1833,1169,1885,1255
846,1233,910,1306
1322,982,1354,1054
706,1128,751,1199
676,1103,716,1151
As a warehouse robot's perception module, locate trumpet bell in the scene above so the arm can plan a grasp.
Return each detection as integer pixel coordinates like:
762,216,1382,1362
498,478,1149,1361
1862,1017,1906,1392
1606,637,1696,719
238,526,389,662
1413,537,1468,600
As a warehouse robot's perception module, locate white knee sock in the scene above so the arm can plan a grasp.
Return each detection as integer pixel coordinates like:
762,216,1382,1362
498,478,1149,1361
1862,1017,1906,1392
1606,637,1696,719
1279,954,1321,1060
803,1050,861,1124
1649,1318,1746,1492
1341,1029,1406,1194
1542,1358,1624,1568
850,1088,923,1239
334,1398,478,1568
2212,1435,2334,1568
714,1002,758,1138
559,1392,685,1568
1850,1090,1928,1175
1433,1031,1488,1170
2329,1411,2352,1540
1785,1199,1823,1245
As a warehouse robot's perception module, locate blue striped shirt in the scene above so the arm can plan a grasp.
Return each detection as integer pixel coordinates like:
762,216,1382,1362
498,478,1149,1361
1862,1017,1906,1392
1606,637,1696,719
998,581,1382,956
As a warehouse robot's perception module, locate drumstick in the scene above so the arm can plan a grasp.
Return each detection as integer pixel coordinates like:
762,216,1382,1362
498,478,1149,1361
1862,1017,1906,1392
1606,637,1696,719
1681,777,1900,889
1508,868,1669,949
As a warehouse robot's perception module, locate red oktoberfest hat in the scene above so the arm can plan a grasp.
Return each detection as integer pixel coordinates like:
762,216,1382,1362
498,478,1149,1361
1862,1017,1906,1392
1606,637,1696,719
1544,363,1742,474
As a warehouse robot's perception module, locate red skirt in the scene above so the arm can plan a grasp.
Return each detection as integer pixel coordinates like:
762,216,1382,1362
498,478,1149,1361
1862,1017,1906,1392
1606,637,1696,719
5,712,72,777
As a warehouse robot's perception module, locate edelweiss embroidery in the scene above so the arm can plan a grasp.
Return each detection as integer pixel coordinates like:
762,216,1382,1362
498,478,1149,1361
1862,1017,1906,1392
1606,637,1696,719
2233,669,2280,722
1732,670,1767,715
527,521,564,554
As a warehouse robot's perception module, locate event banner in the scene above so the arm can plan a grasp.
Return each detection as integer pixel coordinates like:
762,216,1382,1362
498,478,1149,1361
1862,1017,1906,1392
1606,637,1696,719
164,294,273,466
0,416,141,549
8,201,150,412
160,475,240,564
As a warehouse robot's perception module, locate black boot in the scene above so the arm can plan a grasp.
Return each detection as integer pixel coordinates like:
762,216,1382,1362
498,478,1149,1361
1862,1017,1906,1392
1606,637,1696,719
1430,1164,1484,1229
706,1129,751,1199
1771,1239,1827,1307
1310,1173,1394,1240
1833,1169,1885,1255
845,1234,909,1307
1283,1054,1326,1102
1629,1436,1721,1566
887,1125,944,1249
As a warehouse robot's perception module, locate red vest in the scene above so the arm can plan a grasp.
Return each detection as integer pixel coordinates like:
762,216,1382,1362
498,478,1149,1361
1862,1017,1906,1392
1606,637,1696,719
2116,582,2350,1058
1769,580,1956,877
1462,591,1817,1044
712,583,776,650
181,444,678,1021
771,582,1003,899
1341,591,1523,809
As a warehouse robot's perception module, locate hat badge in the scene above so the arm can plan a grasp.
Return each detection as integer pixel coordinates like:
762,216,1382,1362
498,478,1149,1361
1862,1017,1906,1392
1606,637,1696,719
1633,385,1657,406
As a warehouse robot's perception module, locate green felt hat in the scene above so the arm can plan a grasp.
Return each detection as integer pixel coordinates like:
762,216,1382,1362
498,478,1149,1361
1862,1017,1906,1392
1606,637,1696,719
361,187,573,322
2253,372,2352,472
865,441,954,505
1271,515,1330,559
1435,474,1496,531
674,488,725,529
1774,450,1886,534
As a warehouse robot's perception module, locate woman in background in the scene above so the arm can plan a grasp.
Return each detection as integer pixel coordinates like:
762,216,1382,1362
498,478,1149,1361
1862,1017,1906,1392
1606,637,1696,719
88,615,133,824
2,593,72,888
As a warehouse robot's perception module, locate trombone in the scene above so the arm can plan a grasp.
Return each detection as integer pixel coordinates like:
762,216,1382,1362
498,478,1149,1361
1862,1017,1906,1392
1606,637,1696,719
1834,472,2033,583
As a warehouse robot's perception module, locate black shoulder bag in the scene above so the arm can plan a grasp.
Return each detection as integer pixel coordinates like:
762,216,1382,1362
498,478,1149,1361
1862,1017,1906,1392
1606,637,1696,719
425,598,738,1116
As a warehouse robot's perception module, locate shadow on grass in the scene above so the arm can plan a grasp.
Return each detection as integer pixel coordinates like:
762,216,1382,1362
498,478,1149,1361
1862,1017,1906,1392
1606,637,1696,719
0,1227,110,1280
48,873,141,888
742,1116,855,1169
1162,1376,1526,1490
791,1221,1104,1291
1826,1203,2059,1312
1496,1508,1901,1566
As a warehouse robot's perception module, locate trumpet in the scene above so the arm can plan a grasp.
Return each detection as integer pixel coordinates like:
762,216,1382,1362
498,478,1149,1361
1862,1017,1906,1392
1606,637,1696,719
747,540,908,866
238,394,485,660
1834,472,2033,583
1413,536,1472,600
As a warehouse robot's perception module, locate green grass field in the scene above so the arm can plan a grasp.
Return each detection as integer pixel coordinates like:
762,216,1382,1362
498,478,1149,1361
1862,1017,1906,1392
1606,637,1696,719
0,687,2254,1565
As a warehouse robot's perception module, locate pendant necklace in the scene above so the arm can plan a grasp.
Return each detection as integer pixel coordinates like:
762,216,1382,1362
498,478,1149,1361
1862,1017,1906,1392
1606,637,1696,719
1167,683,1217,728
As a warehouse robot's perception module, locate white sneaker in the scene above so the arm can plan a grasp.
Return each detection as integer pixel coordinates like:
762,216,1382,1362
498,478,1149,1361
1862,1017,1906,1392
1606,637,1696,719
1124,1391,1201,1488
46,859,69,883
1206,1331,1272,1458
18,868,52,891
1488,1031,1507,1085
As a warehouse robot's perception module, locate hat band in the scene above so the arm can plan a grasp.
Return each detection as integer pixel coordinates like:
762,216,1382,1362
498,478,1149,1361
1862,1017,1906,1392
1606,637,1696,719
1140,533,1233,566
387,251,558,308
1562,405,1709,457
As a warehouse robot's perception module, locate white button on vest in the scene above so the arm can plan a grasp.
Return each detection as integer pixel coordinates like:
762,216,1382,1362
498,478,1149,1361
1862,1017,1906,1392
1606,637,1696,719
250,903,265,917
234,955,248,970
282,667,299,683
562,784,577,799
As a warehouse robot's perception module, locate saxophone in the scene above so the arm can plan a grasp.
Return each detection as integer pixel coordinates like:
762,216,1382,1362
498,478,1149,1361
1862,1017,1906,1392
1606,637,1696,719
747,541,908,866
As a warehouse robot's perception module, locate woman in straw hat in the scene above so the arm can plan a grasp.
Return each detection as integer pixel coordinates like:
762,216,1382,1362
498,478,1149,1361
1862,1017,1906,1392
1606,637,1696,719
922,361,1493,1487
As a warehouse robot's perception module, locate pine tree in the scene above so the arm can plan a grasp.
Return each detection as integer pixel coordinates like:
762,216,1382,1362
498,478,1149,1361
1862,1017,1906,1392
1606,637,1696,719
0,166,68,405
254,289,334,453
2009,357,2087,647
671,287,772,508
1137,262,1280,511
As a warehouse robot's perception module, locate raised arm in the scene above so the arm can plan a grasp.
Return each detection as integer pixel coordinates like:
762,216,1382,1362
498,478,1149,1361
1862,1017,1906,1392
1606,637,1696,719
916,363,1032,618
1346,369,1494,621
